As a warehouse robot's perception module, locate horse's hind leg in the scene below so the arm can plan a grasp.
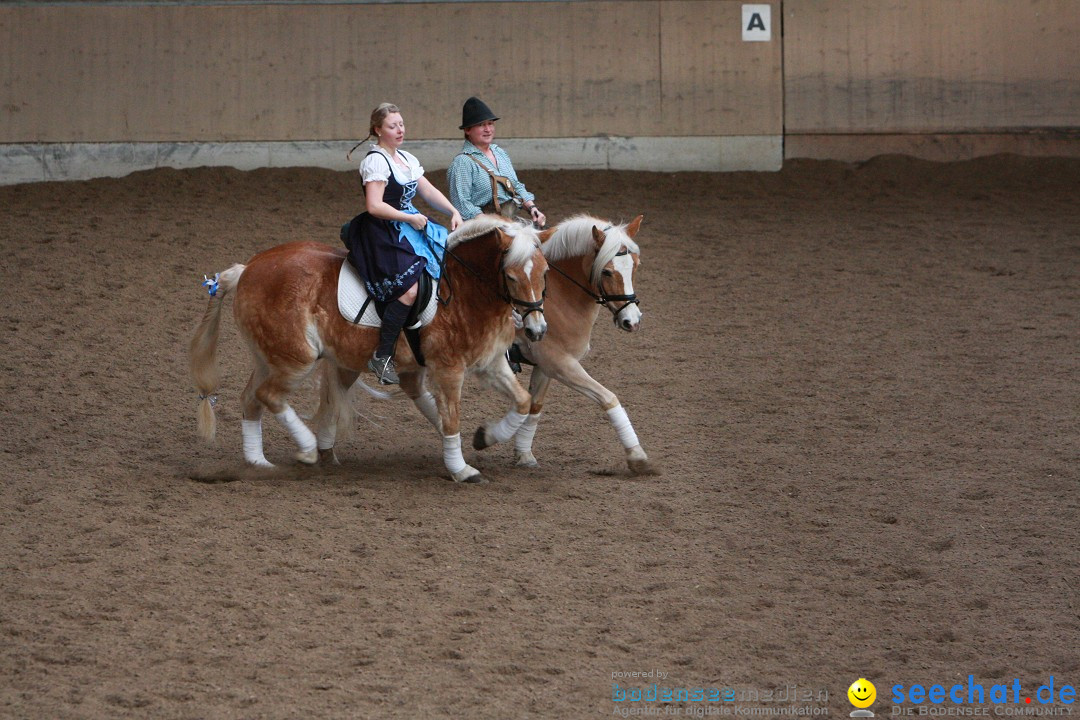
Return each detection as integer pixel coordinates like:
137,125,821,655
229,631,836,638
314,362,360,466
239,361,274,468
254,362,319,466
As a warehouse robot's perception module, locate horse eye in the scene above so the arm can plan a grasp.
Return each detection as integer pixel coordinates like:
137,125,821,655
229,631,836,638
601,270,614,277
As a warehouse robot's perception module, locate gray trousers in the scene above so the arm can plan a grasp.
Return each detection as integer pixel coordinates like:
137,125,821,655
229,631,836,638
481,200,519,220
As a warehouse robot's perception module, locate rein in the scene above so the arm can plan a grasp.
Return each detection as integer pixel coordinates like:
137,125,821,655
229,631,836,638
439,243,546,322
547,242,640,323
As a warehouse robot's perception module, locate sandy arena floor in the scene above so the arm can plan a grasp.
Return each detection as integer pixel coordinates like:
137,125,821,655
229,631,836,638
1,155,1078,718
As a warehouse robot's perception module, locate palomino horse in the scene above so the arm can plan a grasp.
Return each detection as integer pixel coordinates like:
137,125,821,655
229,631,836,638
473,214,654,475
190,216,548,483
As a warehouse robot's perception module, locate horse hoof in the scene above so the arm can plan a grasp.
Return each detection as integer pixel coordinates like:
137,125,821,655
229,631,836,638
472,425,493,451
515,452,538,468
296,448,319,465
628,457,659,476
452,465,488,484
318,448,340,466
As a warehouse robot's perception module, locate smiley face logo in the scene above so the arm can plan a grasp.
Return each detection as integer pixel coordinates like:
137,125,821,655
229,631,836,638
848,678,876,709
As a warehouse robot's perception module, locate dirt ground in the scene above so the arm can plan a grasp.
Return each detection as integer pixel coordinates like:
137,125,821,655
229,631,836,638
1,155,1078,719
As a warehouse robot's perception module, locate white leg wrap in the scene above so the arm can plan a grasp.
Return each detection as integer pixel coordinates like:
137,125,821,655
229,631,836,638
275,406,317,454
316,422,337,451
414,391,441,430
606,404,640,450
490,410,528,444
513,413,542,453
442,433,467,474
242,419,271,466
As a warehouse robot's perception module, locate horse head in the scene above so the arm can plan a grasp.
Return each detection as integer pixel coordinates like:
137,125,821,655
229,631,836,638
496,223,549,341
590,214,643,332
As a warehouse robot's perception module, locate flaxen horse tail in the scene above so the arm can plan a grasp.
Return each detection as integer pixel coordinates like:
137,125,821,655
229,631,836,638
189,264,246,442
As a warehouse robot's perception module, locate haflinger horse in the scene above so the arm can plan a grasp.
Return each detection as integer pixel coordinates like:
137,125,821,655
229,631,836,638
472,214,655,475
190,215,548,483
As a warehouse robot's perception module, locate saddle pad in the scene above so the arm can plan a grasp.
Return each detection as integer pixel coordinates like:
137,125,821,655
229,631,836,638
337,260,438,329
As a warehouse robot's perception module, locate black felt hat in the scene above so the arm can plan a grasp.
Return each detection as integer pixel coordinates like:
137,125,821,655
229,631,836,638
459,97,500,129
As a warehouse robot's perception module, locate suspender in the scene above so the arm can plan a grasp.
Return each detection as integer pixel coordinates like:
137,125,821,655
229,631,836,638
467,153,518,213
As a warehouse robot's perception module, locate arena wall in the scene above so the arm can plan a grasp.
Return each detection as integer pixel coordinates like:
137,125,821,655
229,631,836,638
1,0,1077,184
783,0,1080,161
0,0,783,182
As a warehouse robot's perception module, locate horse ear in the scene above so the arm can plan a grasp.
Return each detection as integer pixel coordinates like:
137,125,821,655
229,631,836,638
494,227,513,251
625,214,644,238
591,225,605,250
538,228,556,243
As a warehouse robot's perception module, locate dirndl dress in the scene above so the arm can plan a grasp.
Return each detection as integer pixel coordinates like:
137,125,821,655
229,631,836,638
344,148,447,303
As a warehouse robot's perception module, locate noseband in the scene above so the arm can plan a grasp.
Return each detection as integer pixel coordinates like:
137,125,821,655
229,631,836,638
597,248,641,322
508,286,547,322
500,256,547,322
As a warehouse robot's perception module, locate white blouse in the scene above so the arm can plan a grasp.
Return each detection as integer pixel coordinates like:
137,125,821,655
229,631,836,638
360,145,425,185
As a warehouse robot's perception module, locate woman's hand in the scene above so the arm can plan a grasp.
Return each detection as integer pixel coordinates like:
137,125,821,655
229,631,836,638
407,213,428,231
415,176,462,230
528,205,546,229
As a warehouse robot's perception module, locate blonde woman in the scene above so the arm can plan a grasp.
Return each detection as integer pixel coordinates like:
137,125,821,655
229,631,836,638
343,103,462,385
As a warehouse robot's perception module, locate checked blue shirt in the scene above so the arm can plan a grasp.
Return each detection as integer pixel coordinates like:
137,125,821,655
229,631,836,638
447,140,535,220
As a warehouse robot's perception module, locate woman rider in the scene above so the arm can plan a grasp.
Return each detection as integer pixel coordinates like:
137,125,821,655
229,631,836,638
344,102,462,385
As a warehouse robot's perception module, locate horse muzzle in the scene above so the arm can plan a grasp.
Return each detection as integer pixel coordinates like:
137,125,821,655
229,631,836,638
613,303,642,333
514,299,547,342
523,317,547,342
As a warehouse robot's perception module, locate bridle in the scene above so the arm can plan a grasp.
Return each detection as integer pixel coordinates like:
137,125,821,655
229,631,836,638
546,235,640,325
439,244,547,322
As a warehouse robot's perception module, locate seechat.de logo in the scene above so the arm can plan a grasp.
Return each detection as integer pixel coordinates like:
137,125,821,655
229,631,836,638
849,678,877,718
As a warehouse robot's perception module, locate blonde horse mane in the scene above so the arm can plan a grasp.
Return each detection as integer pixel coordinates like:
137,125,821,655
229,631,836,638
542,215,640,286
447,215,540,269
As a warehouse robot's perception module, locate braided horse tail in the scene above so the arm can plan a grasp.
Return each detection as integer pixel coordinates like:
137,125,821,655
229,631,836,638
189,264,245,442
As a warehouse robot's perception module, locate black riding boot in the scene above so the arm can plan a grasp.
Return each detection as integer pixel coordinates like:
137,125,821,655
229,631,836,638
369,299,411,385
506,343,533,374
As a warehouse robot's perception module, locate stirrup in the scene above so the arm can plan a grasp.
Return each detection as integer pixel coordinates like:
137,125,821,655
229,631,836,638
368,354,399,385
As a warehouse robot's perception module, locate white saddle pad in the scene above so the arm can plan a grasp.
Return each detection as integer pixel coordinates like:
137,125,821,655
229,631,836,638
337,260,438,329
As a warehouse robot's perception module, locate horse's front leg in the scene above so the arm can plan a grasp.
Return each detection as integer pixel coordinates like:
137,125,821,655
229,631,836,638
472,357,533,452
549,358,656,476
399,368,442,434
510,367,554,467
428,364,485,484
